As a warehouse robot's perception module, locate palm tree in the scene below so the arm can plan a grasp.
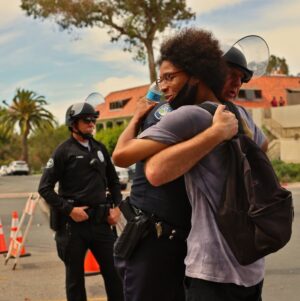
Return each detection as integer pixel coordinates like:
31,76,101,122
1,88,57,163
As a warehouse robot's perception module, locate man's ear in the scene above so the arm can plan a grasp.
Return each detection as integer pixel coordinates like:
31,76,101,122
189,77,200,85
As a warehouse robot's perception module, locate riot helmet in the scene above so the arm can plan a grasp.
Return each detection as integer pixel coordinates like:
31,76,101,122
222,35,269,83
65,102,99,127
223,47,253,83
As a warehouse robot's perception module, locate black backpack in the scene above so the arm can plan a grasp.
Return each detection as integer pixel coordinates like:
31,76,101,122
199,101,294,265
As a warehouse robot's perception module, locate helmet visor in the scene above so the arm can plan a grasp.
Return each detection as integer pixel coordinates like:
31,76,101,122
222,35,270,81
85,92,105,109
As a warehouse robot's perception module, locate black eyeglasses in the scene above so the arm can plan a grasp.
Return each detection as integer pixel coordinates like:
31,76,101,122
156,71,184,84
82,117,97,124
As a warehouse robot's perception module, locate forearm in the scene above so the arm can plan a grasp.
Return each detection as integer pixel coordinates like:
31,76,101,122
112,115,168,167
145,125,225,186
38,186,73,215
113,98,158,167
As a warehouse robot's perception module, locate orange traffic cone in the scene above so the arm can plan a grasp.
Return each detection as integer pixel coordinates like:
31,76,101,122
84,250,100,276
0,217,8,254
9,211,30,258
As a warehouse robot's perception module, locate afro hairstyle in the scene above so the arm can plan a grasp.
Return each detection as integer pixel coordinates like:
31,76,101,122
157,27,227,98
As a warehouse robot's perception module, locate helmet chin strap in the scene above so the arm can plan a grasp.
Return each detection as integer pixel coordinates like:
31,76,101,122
69,126,93,140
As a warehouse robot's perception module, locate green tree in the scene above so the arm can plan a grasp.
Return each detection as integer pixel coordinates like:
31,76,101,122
266,54,289,75
29,124,69,172
1,88,57,164
21,0,195,82
0,106,12,142
0,106,17,164
95,124,126,155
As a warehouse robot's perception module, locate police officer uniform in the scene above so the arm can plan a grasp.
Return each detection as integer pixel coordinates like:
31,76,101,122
114,101,191,301
39,103,124,301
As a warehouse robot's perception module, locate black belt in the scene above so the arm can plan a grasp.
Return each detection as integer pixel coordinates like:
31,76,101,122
119,198,188,241
149,216,189,241
66,203,110,224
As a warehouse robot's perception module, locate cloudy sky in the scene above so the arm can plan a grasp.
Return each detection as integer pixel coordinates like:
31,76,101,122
0,0,299,124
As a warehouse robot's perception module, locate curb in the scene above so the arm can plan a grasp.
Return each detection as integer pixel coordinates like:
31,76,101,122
0,190,131,200
0,192,32,199
281,182,300,189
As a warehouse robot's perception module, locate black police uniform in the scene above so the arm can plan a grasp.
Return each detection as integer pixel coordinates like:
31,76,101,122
38,136,124,301
114,102,191,301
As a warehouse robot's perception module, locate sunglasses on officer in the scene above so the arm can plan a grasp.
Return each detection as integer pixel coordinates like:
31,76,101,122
81,116,97,124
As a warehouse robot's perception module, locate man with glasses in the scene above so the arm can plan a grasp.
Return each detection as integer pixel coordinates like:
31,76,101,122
38,102,124,301
112,28,238,301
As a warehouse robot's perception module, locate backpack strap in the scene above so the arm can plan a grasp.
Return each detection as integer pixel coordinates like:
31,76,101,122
198,101,245,135
223,101,245,135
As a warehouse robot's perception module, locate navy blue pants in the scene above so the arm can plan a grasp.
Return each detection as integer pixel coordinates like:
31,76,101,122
114,231,187,301
55,220,124,301
185,277,263,301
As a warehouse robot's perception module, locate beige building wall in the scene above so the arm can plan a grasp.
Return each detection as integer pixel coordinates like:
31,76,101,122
250,106,300,163
271,105,300,127
280,138,300,163
251,108,264,129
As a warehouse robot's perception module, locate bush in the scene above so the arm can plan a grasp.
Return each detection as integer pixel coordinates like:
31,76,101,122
29,125,69,172
271,159,300,182
95,124,126,155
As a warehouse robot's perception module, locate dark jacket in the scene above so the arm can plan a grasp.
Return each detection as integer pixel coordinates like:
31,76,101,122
39,136,121,229
130,102,191,231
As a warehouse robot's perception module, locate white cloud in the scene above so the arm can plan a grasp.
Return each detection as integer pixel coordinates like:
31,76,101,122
0,30,22,46
1,74,49,98
263,25,300,75
261,0,300,24
185,1,300,75
187,0,245,14
95,75,148,97
48,97,79,125
0,1,23,27
62,27,110,59
228,1,300,75
67,27,148,74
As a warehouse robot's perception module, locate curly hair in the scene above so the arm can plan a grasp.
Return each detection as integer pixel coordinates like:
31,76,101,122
158,27,227,97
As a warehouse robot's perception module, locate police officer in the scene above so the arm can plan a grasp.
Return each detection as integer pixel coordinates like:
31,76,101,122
222,46,253,101
221,42,269,152
114,99,192,301
38,102,124,301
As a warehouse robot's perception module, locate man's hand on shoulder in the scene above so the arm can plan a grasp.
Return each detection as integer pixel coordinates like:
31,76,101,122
69,206,89,222
132,97,156,123
212,105,238,141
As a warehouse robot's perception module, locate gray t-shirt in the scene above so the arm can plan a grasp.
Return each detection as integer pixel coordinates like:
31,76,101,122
139,102,266,287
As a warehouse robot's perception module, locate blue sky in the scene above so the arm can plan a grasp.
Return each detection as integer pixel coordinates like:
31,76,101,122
0,0,299,124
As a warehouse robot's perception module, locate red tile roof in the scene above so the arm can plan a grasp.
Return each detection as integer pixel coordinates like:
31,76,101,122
96,84,149,121
97,76,300,121
235,75,300,108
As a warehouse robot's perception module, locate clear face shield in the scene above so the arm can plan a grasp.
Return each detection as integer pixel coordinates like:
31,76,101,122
84,92,105,135
222,35,270,79
85,92,105,108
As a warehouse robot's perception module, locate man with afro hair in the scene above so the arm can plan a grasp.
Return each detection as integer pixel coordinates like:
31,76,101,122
113,27,239,301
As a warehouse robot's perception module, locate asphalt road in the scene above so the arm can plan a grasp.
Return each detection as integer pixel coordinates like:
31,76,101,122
0,175,299,301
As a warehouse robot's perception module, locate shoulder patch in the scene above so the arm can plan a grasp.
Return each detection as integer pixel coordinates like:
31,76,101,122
46,158,54,169
154,103,173,120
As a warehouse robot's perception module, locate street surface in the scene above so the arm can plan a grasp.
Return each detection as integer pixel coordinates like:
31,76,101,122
0,175,299,301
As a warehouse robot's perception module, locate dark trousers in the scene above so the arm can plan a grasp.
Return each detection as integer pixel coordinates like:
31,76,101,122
185,277,263,301
55,220,124,301
114,231,187,301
